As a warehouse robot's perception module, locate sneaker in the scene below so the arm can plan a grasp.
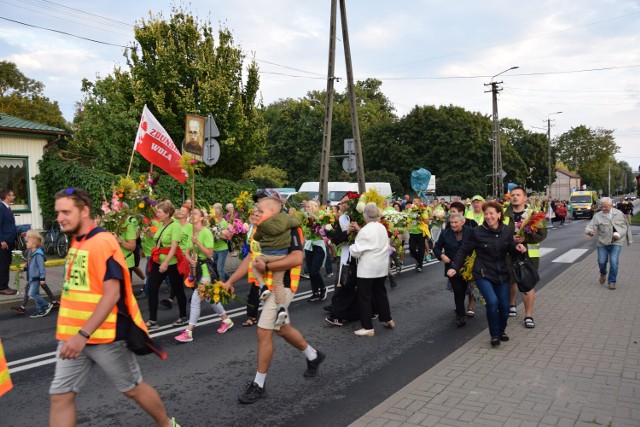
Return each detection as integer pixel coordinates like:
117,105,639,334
508,305,517,317
217,319,234,334
259,285,271,302
425,255,432,263
170,417,181,427
146,321,159,330
416,266,422,272
466,310,475,318
326,272,334,278
174,329,193,343
599,274,606,284
320,288,327,301
325,317,343,326
135,292,147,300
11,306,26,315
500,333,510,342
608,284,617,290
307,293,320,302
30,310,49,318
172,318,188,327
354,328,375,337
303,350,326,377
238,381,267,404
44,303,54,316
52,300,61,308
300,273,310,279
275,307,289,327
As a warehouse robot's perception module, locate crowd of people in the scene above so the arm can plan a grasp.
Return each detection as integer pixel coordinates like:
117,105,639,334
1,183,635,424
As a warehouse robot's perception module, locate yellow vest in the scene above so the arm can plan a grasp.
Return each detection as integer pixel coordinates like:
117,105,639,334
249,228,302,293
465,209,484,224
57,230,148,344
0,338,12,397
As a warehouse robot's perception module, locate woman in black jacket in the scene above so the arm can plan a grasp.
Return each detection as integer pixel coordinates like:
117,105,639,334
447,201,527,347
433,213,472,327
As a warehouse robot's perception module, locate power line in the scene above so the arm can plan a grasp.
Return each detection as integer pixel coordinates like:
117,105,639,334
0,16,130,48
256,59,325,77
26,0,132,28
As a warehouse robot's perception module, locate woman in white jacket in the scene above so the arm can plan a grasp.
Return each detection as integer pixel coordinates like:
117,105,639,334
349,203,395,336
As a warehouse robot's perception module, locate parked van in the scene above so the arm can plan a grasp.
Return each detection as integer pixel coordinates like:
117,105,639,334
569,190,599,219
298,181,393,204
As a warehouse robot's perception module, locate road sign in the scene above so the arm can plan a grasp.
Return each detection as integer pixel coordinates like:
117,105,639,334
203,115,221,166
344,138,355,154
343,154,356,173
499,170,507,179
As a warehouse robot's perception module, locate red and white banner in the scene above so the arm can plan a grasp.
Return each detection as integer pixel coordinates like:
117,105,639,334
135,105,188,183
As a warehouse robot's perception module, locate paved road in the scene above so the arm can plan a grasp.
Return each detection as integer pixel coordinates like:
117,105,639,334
0,219,607,426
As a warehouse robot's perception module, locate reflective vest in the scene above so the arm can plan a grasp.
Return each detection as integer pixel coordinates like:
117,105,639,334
527,243,540,258
249,228,302,293
0,338,12,397
465,209,484,225
57,229,148,344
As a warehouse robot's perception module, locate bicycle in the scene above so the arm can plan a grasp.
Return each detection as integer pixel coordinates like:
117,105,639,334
42,219,69,258
14,224,31,257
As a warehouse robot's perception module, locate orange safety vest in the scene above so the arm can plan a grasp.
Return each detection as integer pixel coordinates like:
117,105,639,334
249,227,302,293
57,229,148,344
0,338,12,397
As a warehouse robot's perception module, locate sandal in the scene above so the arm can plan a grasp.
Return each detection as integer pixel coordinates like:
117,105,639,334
146,320,159,330
172,318,188,327
508,305,517,317
524,316,535,329
242,317,257,327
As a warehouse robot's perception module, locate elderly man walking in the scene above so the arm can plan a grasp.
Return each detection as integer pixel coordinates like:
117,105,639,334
585,197,633,290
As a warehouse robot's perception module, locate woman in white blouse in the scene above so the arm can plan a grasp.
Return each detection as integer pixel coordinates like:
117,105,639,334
349,202,396,336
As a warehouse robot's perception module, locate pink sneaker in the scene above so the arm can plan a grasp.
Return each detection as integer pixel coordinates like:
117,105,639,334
217,320,234,334
174,330,193,343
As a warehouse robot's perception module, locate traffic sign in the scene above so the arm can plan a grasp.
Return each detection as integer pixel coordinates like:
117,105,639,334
343,154,356,173
203,115,221,166
344,138,355,154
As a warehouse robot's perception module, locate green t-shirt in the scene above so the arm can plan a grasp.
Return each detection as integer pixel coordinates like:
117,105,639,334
154,221,182,265
193,227,214,260
119,220,138,269
140,219,159,257
409,210,429,235
179,223,193,253
213,218,229,252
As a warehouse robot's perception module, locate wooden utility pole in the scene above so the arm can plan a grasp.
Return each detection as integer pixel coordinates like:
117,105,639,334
319,0,337,204
339,0,365,194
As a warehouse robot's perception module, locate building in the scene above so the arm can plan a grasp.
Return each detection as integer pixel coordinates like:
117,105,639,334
550,166,581,200
0,113,66,229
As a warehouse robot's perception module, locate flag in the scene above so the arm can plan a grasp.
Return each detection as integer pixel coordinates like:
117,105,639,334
135,105,188,183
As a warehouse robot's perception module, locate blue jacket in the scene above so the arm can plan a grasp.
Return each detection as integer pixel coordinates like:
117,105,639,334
0,202,16,249
24,248,46,285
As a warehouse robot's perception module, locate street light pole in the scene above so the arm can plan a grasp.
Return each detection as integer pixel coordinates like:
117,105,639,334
547,111,562,199
485,66,518,198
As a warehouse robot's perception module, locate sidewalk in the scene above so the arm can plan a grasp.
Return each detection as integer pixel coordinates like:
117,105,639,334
352,240,640,427
0,253,243,308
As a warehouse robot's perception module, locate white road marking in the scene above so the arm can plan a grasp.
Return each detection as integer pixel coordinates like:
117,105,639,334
551,249,589,263
539,247,556,257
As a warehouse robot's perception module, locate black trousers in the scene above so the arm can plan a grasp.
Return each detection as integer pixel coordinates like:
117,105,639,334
148,262,186,321
357,276,392,329
305,246,325,294
0,247,11,289
331,262,359,321
450,275,468,317
409,233,425,268
246,284,260,319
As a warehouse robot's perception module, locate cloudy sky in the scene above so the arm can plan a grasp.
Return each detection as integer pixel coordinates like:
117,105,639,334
1,0,639,169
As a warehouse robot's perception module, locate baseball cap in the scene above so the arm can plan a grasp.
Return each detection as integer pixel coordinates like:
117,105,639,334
253,188,282,202
471,195,485,202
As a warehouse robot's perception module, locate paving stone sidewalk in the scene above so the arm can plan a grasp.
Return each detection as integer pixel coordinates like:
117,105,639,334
353,241,640,427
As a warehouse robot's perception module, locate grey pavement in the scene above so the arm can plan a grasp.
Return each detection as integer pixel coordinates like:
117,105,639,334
0,253,242,307
352,240,640,427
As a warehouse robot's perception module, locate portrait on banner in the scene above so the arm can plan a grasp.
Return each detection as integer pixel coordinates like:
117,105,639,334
184,114,205,159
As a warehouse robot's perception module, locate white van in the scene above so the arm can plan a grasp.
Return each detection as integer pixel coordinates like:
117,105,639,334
298,181,393,204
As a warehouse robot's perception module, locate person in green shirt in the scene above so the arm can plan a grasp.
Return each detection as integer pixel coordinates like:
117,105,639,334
146,200,186,330
115,217,138,271
160,205,193,309
136,218,159,300
211,203,231,282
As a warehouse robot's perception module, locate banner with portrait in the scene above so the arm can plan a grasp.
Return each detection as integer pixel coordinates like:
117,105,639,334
184,114,205,161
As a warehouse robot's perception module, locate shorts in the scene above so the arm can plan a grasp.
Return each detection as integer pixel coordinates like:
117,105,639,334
257,288,295,331
49,340,143,394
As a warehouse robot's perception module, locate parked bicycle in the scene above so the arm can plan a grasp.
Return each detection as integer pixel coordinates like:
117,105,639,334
15,224,31,257
42,219,69,258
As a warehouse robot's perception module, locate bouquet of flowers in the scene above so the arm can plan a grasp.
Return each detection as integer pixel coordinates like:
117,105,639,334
11,250,25,293
197,279,249,305
302,209,336,244
229,217,249,258
432,208,447,228
407,203,431,237
515,209,547,237
233,191,254,222
99,191,132,235
459,251,486,305
382,210,409,231
342,192,365,232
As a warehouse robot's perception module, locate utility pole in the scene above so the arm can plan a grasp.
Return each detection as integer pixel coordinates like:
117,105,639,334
339,0,365,193
318,0,338,204
547,111,562,199
608,162,611,196
485,66,517,198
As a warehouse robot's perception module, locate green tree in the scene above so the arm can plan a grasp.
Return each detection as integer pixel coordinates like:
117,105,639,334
500,118,549,192
555,125,619,192
70,6,266,179
243,165,288,188
0,61,69,130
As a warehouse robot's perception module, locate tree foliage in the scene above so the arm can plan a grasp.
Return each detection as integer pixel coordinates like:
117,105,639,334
0,61,69,130
70,6,266,179
243,164,288,188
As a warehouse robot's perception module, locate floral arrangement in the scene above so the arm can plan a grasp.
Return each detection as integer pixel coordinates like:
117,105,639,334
342,191,365,231
302,208,335,243
99,191,131,235
381,210,409,230
197,279,249,305
229,217,249,258
458,251,485,305
431,207,447,228
515,209,547,237
389,233,405,263
407,203,431,237
233,191,254,222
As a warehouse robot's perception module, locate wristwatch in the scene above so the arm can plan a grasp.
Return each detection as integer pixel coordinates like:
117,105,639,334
264,261,269,271
78,330,90,339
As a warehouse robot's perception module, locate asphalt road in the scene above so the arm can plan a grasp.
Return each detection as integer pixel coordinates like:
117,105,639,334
0,219,603,426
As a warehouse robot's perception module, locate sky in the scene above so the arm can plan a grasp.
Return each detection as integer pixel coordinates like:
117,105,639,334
1,0,639,170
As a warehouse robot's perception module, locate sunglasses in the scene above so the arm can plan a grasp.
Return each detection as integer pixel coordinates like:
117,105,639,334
55,188,93,209
253,188,282,202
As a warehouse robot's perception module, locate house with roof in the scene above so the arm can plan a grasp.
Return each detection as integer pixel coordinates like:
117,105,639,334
0,113,66,229
550,165,581,200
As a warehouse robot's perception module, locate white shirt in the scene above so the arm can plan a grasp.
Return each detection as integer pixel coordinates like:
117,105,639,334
349,221,389,278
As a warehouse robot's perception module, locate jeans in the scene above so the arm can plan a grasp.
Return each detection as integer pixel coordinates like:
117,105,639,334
597,245,621,284
474,278,510,338
28,281,48,312
214,249,229,282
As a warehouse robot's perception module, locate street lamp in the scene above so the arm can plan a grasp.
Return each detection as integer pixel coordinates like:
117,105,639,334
547,111,563,199
487,66,519,198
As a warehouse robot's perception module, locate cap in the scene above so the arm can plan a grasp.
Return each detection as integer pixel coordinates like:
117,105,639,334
253,188,282,202
471,195,485,202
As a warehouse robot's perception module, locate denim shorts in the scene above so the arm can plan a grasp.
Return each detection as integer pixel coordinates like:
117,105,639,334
49,340,142,394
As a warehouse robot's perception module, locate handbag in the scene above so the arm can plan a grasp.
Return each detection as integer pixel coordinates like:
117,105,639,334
119,313,168,359
510,254,539,293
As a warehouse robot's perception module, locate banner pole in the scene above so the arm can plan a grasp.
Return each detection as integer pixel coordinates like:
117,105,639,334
126,144,136,178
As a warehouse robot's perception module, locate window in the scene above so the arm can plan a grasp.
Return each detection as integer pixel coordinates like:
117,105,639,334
0,156,29,211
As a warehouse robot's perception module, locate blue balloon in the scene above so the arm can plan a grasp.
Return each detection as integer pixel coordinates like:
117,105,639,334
411,168,432,204
507,182,518,193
